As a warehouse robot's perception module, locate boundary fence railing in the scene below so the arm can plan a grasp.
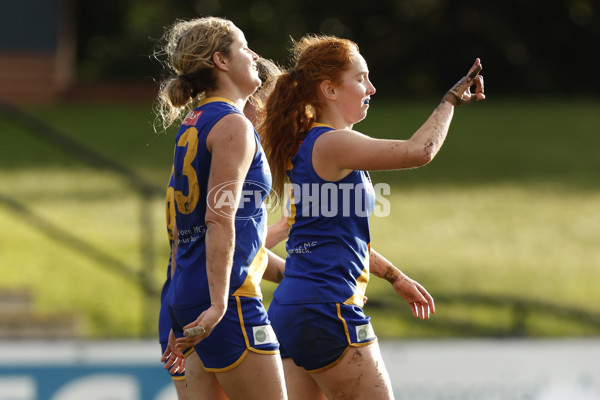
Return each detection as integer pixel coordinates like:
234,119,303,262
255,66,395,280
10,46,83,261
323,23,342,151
367,292,600,337
0,99,163,335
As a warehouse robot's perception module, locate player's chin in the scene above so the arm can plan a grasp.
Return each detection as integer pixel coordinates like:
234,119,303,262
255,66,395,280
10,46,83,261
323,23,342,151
354,110,368,124
244,73,261,92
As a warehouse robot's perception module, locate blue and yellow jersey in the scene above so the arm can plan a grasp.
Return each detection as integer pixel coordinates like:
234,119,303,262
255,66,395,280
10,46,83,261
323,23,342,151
167,97,272,308
273,124,375,307
166,167,176,245
158,171,176,345
161,167,177,295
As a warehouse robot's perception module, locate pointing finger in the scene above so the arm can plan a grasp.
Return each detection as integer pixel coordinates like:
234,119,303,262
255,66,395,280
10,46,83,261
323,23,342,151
467,58,483,80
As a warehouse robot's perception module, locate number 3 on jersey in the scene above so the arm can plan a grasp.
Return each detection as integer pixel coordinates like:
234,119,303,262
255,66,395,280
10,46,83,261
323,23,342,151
175,127,200,215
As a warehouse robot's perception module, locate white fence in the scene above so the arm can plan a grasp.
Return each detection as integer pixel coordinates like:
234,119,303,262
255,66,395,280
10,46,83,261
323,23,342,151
381,339,600,400
1,339,599,400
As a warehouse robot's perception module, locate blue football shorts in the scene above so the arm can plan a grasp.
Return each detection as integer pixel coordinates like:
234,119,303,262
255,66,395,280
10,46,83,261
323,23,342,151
268,299,377,372
168,295,279,372
159,279,186,380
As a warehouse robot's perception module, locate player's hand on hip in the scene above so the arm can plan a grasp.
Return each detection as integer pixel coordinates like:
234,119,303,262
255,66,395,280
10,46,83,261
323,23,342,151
443,58,485,106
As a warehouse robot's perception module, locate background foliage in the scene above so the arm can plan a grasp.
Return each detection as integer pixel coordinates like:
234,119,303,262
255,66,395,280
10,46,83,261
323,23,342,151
75,0,599,96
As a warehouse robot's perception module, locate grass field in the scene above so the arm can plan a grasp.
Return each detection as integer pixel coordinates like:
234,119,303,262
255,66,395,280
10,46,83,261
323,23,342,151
1,98,599,338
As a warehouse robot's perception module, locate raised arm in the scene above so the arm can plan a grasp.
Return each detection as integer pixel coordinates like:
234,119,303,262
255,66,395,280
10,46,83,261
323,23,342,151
313,59,485,180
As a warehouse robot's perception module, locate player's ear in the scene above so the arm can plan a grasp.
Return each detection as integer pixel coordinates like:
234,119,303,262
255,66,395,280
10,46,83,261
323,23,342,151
320,80,336,100
213,52,228,71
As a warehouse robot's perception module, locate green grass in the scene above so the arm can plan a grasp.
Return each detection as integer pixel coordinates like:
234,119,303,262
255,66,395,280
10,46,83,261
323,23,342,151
361,98,600,187
363,183,600,337
0,168,166,337
1,98,599,338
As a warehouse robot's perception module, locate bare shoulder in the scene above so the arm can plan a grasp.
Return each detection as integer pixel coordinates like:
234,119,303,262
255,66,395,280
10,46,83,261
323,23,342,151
314,128,373,152
207,112,255,152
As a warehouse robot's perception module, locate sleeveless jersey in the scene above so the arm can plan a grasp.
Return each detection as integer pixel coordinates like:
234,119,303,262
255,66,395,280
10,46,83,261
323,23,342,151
167,97,271,308
273,124,375,306
161,169,176,302
159,170,176,337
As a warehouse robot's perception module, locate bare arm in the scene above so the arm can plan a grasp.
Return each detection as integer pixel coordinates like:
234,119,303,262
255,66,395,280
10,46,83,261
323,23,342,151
262,248,285,284
265,219,288,249
313,59,485,180
314,103,453,175
265,183,291,249
264,186,290,277
370,247,435,320
204,114,256,319
175,113,256,348
264,200,289,249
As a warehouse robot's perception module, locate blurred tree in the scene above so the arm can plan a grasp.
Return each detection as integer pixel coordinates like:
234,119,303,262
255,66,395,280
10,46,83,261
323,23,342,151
73,0,599,97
